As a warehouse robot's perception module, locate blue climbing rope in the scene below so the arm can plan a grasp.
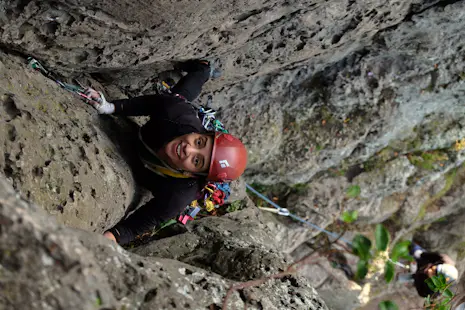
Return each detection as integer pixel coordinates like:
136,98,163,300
245,183,353,246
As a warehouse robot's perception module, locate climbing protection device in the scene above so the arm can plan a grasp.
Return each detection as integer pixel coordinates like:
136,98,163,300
28,57,102,105
257,206,290,216
245,183,353,246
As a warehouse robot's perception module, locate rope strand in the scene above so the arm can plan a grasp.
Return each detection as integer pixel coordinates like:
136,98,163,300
245,183,353,246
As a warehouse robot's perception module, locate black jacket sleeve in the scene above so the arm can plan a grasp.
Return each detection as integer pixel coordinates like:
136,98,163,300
108,179,201,245
112,94,187,117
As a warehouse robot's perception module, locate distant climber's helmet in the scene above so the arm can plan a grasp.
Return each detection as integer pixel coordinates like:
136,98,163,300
436,264,458,282
207,132,247,182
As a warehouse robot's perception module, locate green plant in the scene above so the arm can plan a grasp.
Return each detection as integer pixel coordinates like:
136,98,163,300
95,296,102,307
291,183,309,194
415,167,457,221
346,185,361,198
408,150,448,170
379,300,399,310
350,225,413,310
375,224,389,251
226,200,242,213
341,210,358,223
390,240,412,262
424,274,456,310
352,225,458,310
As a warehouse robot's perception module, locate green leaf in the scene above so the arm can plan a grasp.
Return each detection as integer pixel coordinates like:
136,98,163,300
431,275,441,289
437,273,447,287
378,300,399,310
159,218,177,230
341,210,358,223
443,288,454,298
441,297,452,305
390,240,411,261
425,278,436,291
356,260,369,280
352,234,372,261
384,261,395,283
346,185,361,198
151,218,178,236
375,224,390,251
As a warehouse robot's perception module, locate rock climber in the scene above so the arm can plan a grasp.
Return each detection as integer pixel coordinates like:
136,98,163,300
84,60,248,245
410,243,459,298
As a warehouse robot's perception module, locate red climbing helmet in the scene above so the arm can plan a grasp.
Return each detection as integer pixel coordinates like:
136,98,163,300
208,132,247,181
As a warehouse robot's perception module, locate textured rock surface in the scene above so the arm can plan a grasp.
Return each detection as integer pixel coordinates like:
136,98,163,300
132,207,288,282
0,175,328,310
0,53,136,232
1,0,465,308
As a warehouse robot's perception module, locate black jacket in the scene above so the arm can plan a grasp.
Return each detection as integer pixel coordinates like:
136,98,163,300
413,252,448,297
108,94,207,245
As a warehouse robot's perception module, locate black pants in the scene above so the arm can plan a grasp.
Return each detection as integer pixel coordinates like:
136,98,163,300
170,60,211,101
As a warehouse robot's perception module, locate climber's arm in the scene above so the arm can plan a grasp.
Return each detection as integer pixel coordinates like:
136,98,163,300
84,88,191,117
106,183,199,245
112,94,187,116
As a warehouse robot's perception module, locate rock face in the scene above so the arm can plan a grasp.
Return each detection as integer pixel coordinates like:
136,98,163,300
1,0,465,308
133,207,289,282
0,176,328,310
0,53,136,233
0,52,327,310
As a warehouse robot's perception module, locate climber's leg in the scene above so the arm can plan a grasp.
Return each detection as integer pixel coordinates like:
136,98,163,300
170,60,218,102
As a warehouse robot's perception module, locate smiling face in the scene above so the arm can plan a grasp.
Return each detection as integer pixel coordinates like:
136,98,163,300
159,133,214,174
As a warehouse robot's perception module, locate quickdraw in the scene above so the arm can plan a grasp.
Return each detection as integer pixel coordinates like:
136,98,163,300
27,57,102,105
178,205,201,224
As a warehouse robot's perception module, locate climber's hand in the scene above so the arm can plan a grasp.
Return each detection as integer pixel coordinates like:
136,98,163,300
84,88,115,114
103,231,117,243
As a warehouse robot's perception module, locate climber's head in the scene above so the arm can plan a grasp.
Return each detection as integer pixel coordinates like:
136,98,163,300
207,132,248,181
161,132,247,181
161,132,214,174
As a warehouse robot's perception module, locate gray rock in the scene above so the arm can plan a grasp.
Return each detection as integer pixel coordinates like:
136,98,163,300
227,177,247,202
0,54,135,233
2,0,465,308
133,207,288,282
0,176,328,310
